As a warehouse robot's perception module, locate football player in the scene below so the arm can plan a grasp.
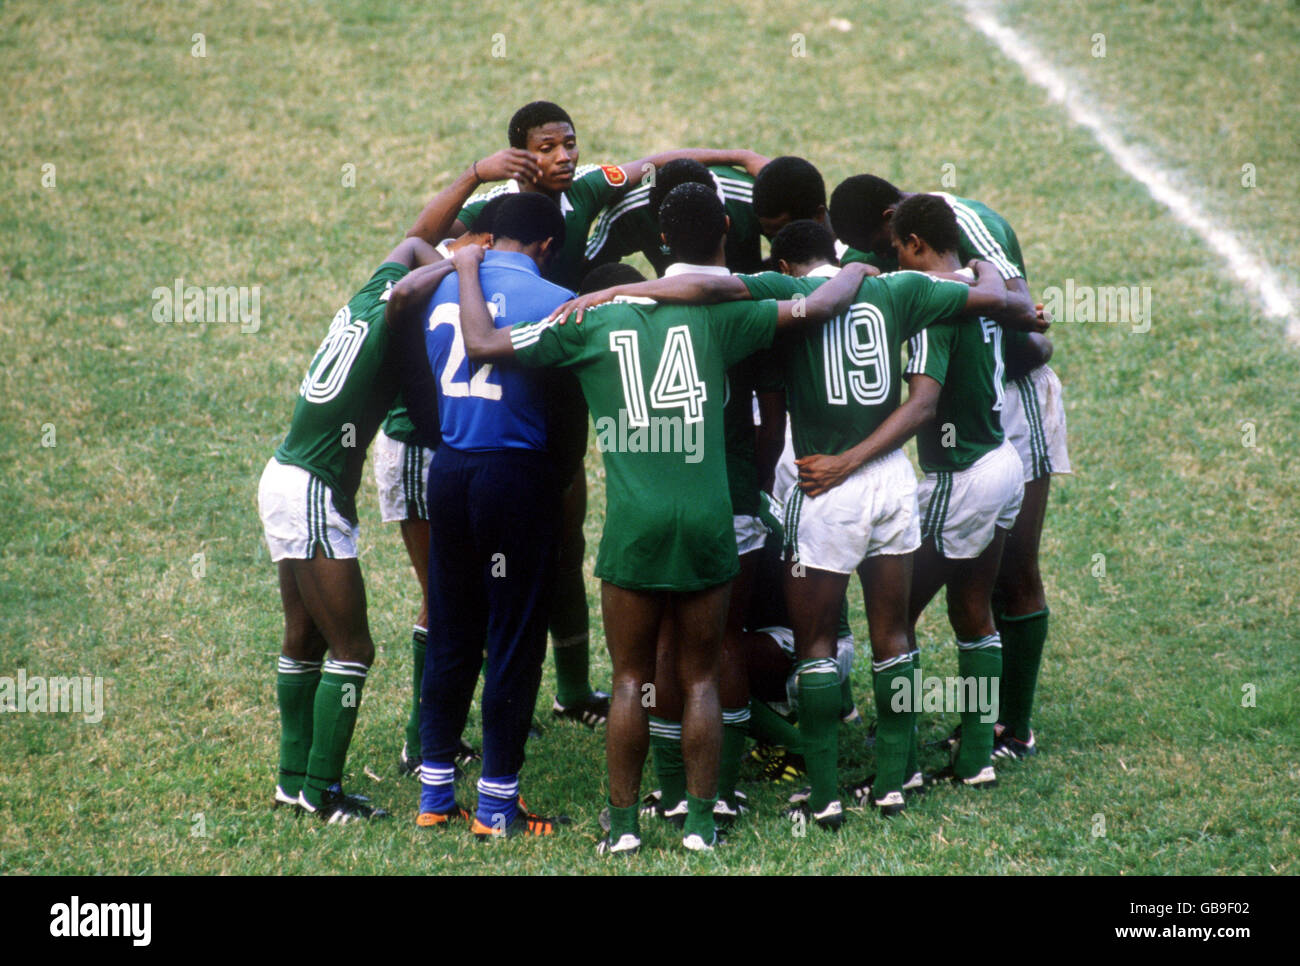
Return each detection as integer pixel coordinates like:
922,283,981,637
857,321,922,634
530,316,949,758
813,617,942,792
456,185,872,853
831,175,1070,760
260,229,454,823
551,217,1039,824
386,193,576,838
406,101,767,727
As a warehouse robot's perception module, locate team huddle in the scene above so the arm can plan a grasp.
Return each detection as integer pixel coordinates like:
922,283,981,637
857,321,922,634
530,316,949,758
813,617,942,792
257,100,1069,854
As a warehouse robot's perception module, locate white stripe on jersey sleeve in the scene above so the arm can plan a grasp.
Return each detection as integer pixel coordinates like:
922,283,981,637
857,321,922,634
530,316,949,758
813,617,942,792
906,330,928,375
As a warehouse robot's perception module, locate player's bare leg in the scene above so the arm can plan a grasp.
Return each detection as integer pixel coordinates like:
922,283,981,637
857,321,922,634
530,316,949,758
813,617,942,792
993,476,1050,752
669,579,731,845
283,552,384,818
398,519,432,629
274,560,327,808
784,563,850,825
397,517,435,771
856,552,916,810
601,582,665,810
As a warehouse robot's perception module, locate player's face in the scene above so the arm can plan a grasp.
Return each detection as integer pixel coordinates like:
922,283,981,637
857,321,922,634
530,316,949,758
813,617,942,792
868,222,894,260
526,122,579,193
892,232,924,271
759,212,792,240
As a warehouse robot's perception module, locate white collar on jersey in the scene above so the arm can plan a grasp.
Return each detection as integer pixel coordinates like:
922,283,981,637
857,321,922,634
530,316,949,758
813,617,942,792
806,264,841,279
833,239,850,260
663,262,731,277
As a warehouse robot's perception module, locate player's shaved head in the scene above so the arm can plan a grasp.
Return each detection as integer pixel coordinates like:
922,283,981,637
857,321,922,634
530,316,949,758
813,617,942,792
770,219,837,273
492,193,567,247
830,174,905,257
579,262,647,295
891,193,959,256
658,182,727,265
752,156,827,238
648,159,713,219
508,101,574,149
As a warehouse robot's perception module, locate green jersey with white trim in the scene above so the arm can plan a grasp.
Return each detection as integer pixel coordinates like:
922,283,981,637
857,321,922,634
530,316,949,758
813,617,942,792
905,312,1006,473
380,398,418,444
844,192,1040,384
457,163,631,291
510,297,778,591
585,166,763,275
739,269,970,459
274,262,409,523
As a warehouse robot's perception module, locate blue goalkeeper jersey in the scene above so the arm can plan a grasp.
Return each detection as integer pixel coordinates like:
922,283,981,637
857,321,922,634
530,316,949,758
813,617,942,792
423,250,575,452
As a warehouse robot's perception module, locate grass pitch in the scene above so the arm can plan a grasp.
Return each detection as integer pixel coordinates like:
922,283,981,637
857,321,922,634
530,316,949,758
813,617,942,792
1,0,1297,874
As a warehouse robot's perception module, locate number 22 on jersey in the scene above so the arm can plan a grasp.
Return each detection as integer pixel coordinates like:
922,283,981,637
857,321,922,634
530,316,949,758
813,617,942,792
429,301,501,400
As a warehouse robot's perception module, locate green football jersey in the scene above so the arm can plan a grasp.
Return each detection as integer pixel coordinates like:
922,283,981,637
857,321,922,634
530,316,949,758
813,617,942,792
905,313,1006,473
381,398,417,443
457,163,630,291
843,192,1041,382
840,193,1027,279
740,269,970,459
510,297,778,591
585,166,763,275
274,262,408,523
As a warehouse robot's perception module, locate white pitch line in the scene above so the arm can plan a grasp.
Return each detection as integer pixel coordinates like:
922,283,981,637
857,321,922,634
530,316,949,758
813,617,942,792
958,0,1298,339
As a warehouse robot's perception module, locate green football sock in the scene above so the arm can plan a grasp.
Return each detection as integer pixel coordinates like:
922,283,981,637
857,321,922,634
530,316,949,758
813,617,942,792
871,655,915,799
302,659,369,807
719,707,750,807
649,716,686,807
748,699,803,753
276,656,321,796
404,627,427,753
839,674,856,720
607,799,639,841
905,648,921,777
550,563,591,706
997,609,1048,741
795,659,841,812
954,637,1001,779
683,792,716,843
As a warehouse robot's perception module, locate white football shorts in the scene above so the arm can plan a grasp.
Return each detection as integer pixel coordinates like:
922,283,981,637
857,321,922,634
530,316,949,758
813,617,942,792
734,514,769,556
782,448,920,574
1002,365,1071,483
917,440,1023,560
258,457,359,562
372,428,435,523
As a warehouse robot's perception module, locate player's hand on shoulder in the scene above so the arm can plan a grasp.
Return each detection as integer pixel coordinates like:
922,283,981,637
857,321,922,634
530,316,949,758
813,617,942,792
544,287,621,327
453,243,485,272
967,258,996,280
476,148,542,186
